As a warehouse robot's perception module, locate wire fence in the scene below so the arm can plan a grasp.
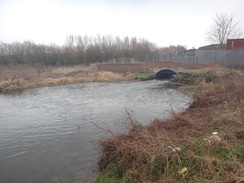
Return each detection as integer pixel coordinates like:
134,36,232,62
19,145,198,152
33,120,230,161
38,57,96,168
195,50,244,67
145,50,244,67
145,55,197,63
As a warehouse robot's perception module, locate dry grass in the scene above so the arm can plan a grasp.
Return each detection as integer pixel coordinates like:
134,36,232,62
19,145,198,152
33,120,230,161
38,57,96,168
0,64,133,93
97,67,244,183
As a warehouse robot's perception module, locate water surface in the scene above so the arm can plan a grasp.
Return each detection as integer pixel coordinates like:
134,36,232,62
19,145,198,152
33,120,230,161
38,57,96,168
0,80,191,183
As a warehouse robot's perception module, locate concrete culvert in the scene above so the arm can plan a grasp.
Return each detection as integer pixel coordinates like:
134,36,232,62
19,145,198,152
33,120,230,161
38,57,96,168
156,69,176,80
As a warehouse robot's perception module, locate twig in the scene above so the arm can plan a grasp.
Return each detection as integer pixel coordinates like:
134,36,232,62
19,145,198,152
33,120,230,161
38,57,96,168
91,121,115,135
88,109,115,135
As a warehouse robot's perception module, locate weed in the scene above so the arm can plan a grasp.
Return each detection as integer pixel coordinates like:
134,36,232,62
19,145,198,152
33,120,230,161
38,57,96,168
95,164,123,183
233,145,244,163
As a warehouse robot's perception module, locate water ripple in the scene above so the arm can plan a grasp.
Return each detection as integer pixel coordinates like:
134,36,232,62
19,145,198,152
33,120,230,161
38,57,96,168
0,80,191,182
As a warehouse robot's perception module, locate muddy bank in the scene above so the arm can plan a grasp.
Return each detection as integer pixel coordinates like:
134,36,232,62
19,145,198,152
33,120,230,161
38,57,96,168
97,67,244,183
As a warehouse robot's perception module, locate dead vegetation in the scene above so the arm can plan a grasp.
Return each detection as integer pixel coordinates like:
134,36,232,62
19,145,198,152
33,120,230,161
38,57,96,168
0,64,133,93
97,67,244,183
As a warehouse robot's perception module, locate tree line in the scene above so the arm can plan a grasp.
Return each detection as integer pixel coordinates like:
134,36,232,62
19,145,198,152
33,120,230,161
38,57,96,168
0,35,186,65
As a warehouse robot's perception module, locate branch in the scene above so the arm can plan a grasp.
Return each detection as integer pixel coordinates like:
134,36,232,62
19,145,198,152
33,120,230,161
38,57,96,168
91,121,115,135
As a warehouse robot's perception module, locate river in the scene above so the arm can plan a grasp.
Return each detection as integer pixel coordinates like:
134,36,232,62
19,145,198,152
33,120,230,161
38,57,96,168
0,80,191,183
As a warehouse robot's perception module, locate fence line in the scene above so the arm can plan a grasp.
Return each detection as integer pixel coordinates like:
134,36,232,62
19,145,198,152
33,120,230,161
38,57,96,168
195,50,244,67
145,55,197,63
146,50,244,67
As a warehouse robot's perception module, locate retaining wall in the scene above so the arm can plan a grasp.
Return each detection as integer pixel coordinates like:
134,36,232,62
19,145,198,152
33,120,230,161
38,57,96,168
97,63,145,72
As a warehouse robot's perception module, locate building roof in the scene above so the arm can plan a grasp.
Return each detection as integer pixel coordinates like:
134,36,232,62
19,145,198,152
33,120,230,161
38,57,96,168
226,38,244,50
199,44,226,50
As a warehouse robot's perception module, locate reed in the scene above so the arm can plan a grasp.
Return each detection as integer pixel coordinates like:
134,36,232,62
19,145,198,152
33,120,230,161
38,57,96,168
0,64,133,93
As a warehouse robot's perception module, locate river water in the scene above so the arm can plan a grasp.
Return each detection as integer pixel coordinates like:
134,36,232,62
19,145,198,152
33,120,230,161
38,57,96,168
0,80,191,183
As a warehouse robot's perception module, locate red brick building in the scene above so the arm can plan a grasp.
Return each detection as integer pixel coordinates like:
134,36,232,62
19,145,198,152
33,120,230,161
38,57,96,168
226,38,244,50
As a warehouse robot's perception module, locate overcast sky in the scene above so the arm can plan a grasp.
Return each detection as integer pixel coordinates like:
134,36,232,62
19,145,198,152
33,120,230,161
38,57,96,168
0,0,243,49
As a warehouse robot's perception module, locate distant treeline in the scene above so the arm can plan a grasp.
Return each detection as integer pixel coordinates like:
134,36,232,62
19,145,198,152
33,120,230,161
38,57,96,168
0,35,186,65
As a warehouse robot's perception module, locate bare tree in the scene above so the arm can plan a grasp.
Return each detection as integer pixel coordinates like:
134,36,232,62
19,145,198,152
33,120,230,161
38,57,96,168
206,13,243,44
0,35,162,65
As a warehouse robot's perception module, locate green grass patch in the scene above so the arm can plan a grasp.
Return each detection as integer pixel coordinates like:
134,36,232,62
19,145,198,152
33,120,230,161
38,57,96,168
129,72,155,79
179,68,202,73
233,145,244,163
96,164,124,183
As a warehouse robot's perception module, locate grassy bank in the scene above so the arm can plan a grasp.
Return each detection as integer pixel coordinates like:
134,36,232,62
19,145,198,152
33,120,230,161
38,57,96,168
96,67,244,183
0,65,134,93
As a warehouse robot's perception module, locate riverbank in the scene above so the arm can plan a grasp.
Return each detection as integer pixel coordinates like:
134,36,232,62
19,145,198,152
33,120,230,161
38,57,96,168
96,67,244,183
0,65,134,93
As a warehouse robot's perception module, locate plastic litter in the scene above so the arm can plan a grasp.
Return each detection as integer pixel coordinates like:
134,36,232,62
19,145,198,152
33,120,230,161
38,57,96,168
178,167,187,174
204,132,221,143
167,146,181,152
